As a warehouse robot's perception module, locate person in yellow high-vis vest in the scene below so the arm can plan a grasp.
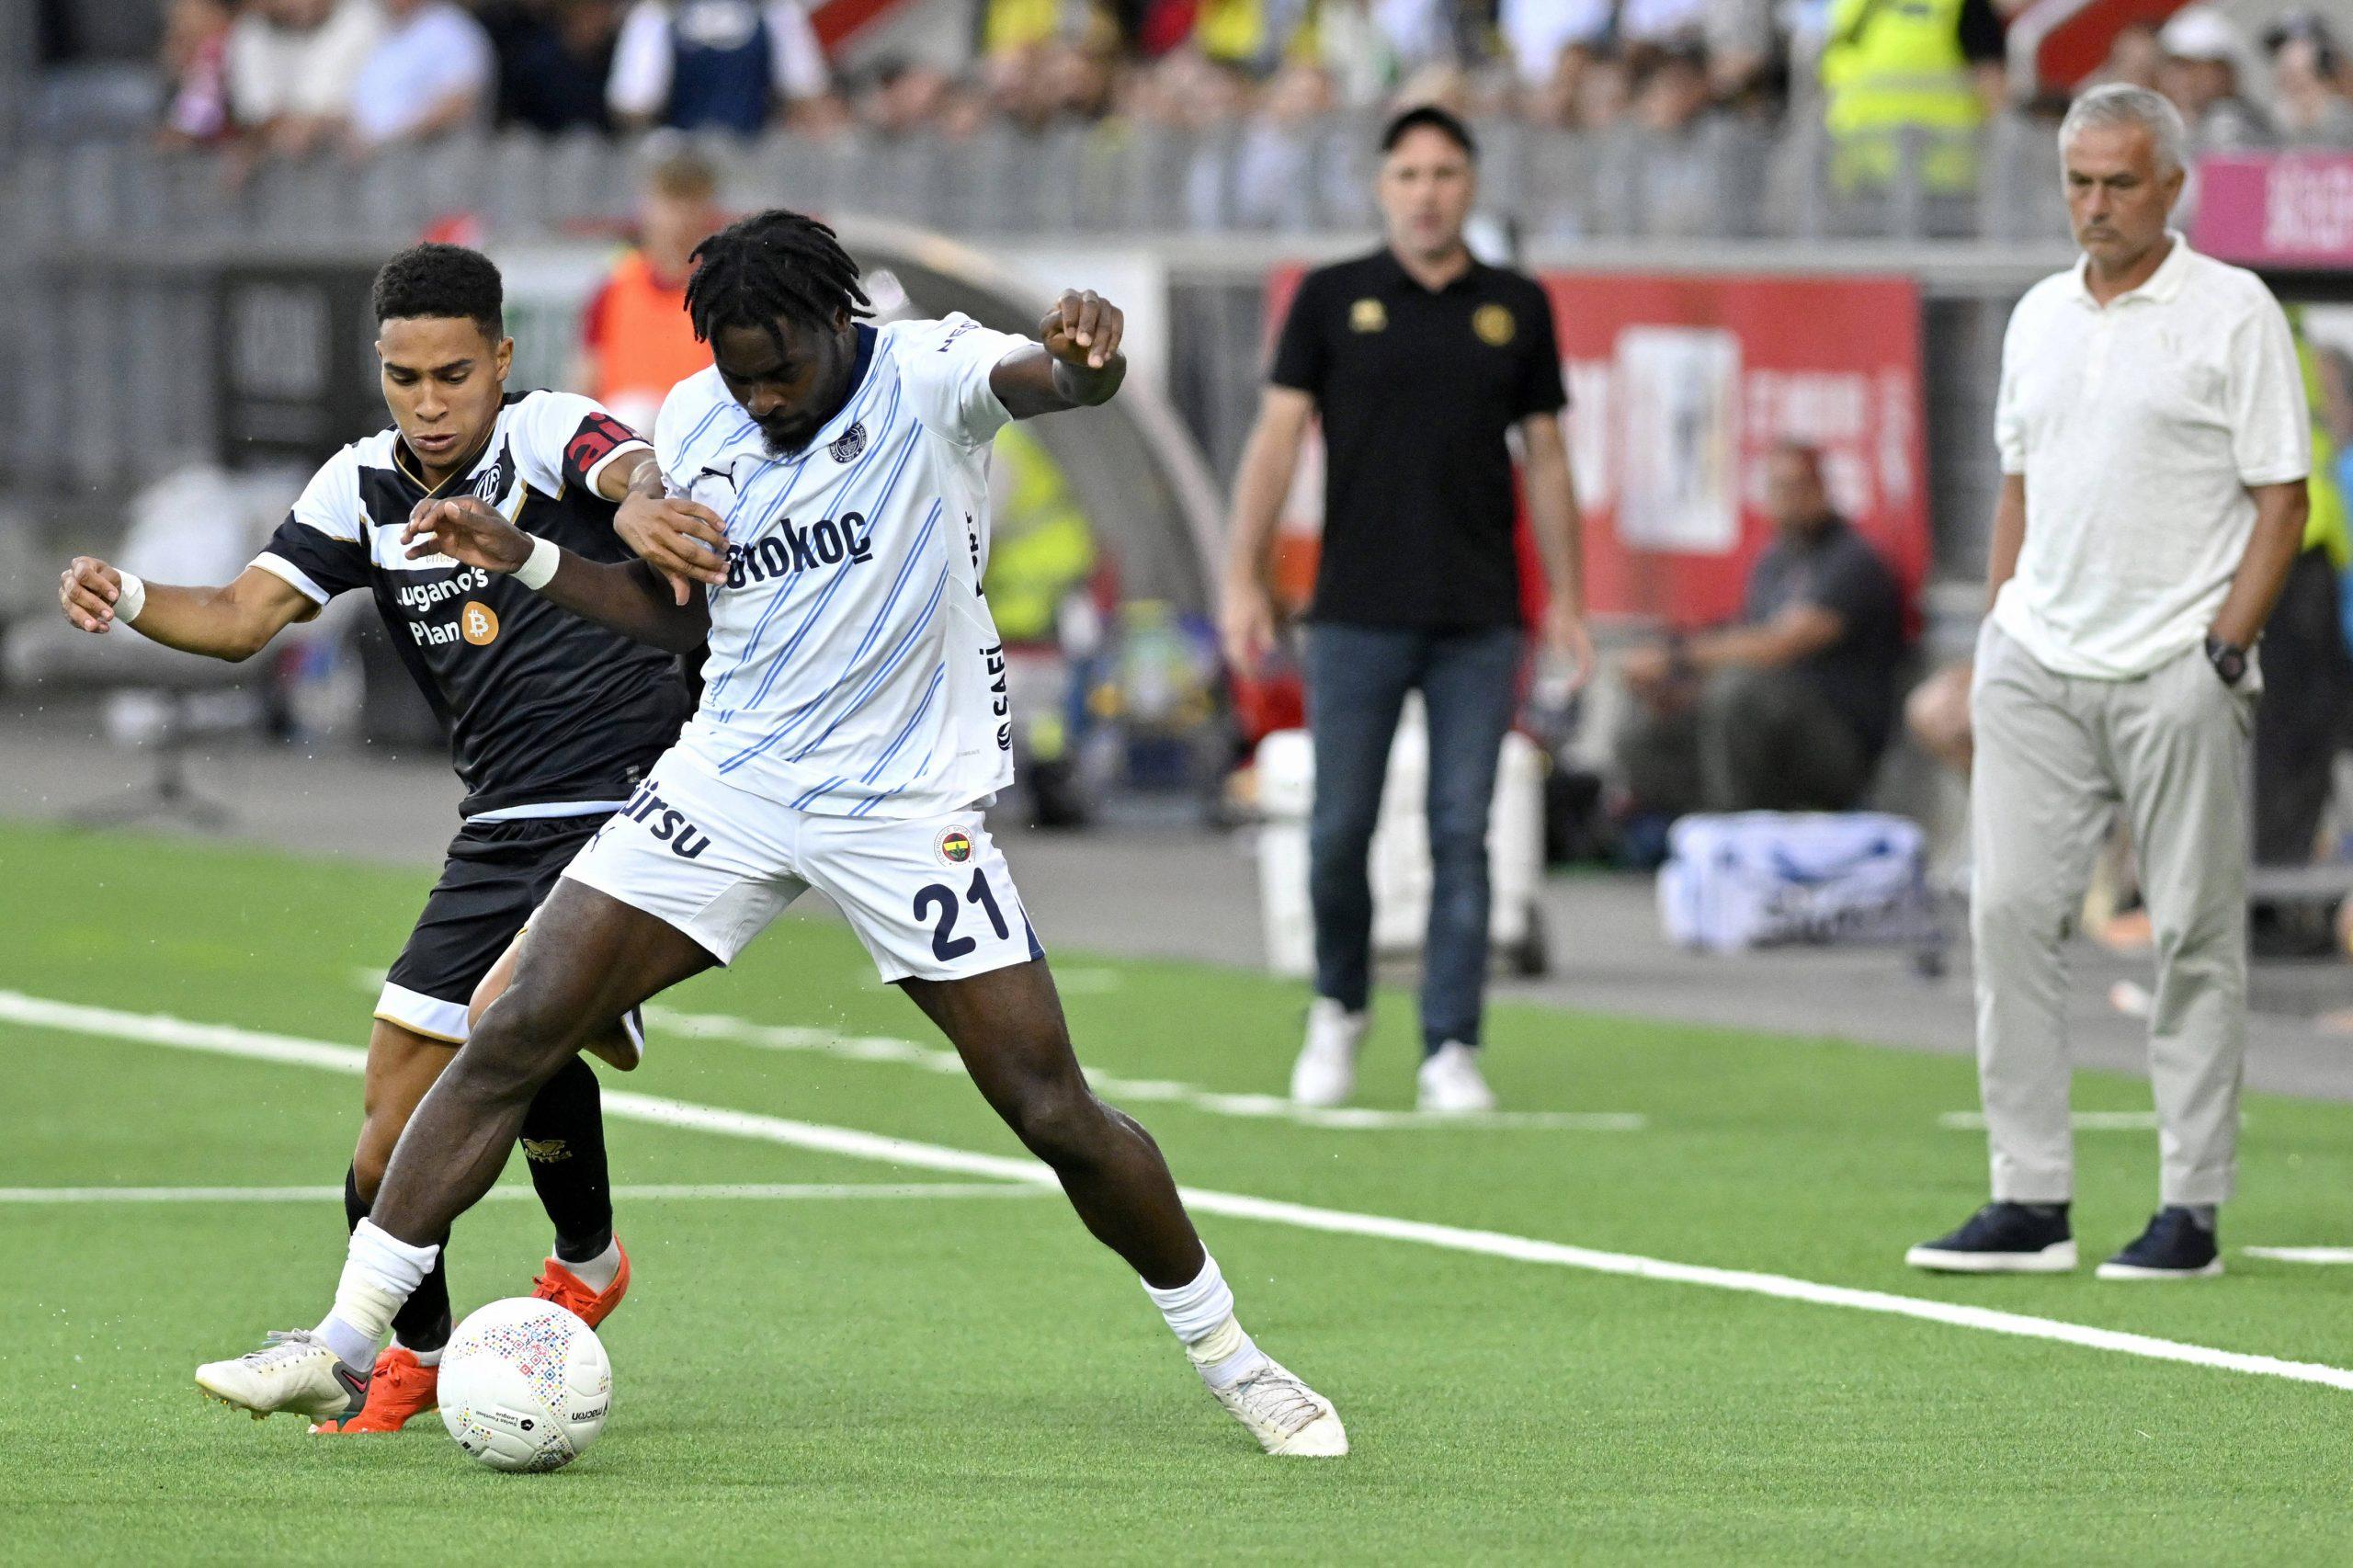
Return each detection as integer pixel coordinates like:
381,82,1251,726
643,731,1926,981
1819,0,2008,193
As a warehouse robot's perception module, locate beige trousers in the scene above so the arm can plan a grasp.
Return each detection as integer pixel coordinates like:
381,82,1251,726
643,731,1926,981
1969,622,2254,1206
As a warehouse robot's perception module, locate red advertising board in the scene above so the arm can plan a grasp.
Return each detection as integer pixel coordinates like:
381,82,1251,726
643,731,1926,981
1546,270,1928,628
2192,152,2353,271
1264,266,1929,631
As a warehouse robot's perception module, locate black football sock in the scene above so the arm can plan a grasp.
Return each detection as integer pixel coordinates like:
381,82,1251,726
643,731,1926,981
347,1163,451,1357
518,1056,615,1265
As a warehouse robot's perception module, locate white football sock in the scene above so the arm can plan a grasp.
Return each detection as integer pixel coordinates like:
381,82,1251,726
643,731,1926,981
389,1336,443,1369
1142,1253,1269,1391
317,1220,438,1369
559,1236,621,1294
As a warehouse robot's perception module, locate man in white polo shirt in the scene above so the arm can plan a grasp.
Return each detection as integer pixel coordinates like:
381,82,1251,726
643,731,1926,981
1907,85,2310,1281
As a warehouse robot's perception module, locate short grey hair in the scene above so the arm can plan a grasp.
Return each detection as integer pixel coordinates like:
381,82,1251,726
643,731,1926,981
2058,84,2191,177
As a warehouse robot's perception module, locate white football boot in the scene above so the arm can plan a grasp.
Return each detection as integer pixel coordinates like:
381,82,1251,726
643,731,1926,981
1290,999,1369,1108
1416,1041,1496,1113
196,1330,370,1421
1210,1357,1349,1457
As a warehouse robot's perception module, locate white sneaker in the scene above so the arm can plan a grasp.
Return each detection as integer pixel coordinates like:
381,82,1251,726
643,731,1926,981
1209,1357,1349,1457
196,1330,370,1422
1290,999,1368,1108
1416,1042,1495,1113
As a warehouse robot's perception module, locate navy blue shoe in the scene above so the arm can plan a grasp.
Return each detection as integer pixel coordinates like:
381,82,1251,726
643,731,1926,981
1905,1201,2076,1274
2096,1208,2222,1280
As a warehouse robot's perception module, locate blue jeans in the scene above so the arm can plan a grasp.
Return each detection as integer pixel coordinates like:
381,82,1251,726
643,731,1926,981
1304,622,1523,1053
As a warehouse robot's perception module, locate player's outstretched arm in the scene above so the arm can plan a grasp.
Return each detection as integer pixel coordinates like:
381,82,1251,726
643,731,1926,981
991,290,1128,418
57,556,315,661
402,496,710,655
611,460,730,607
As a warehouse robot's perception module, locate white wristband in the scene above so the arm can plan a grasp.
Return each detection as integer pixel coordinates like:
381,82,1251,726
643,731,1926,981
113,571,147,625
514,535,561,591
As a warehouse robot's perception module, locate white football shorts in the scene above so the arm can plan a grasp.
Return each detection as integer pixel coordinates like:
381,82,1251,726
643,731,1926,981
559,749,1042,982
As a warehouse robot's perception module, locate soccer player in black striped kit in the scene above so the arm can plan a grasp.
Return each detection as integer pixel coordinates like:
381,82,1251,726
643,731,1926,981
56,244,710,1430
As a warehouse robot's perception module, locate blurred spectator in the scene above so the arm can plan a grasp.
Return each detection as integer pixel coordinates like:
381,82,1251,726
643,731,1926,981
608,0,831,135
1293,0,1408,107
1233,58,1337,227
2157,6,2269,152
984,0,1101,56
2265,13,2353,148
1704,0,1778,101
1501,0,1608,96
227,0,382,155
484,0,626,134
1039,39,1120,120
2090,21,2163,92
345,0,495,151
157,0,235,147
1819,0,2006,191
574,151,723,434
856,58,957,137
1615,442,1905,816
1633,40,1714,134
1561,51,1632,130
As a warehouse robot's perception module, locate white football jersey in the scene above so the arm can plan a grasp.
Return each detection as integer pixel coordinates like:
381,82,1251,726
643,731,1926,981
654,313,1028,820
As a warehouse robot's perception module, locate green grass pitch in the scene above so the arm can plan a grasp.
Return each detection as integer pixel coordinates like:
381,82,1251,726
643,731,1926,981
4,818,2353,1563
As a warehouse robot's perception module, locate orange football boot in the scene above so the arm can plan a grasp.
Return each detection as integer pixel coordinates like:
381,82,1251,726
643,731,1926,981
311,1346,437,1434
530,1237,631,1328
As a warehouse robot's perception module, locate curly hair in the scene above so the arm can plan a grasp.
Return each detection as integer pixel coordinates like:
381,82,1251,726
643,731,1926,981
683,210,871,352
370,243,505,340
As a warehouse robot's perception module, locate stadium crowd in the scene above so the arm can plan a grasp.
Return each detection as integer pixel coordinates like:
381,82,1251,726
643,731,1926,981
130,0,2353,159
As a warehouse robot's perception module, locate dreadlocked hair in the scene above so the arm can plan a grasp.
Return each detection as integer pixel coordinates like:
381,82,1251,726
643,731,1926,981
684,210,871,351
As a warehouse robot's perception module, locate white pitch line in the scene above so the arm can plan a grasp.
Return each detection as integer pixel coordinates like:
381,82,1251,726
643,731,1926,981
343,968,1643,1133
1938,1111,2177,1131
0,1182,1041,1206
2242,1247,2353,1265
644,1003,1647,1133
8,988,2353,1395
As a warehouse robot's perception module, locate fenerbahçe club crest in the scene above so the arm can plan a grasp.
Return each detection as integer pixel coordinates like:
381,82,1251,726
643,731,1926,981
936,828,973,866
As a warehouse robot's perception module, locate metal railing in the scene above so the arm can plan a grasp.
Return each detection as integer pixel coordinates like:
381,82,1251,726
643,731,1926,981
5,110,2072,249
0,116,2081,584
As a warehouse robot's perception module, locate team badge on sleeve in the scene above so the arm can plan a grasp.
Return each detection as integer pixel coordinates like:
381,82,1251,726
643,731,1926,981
936,828,973,866
563,410,642,488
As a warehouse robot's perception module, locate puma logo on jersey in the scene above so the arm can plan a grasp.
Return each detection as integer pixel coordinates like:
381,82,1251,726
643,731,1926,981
725,511,874,587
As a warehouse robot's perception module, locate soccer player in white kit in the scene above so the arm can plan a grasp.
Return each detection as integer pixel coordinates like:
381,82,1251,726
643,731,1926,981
195,211,1347,1458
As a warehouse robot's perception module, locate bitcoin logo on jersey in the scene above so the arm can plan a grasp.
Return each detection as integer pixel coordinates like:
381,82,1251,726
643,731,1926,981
460,601,500,645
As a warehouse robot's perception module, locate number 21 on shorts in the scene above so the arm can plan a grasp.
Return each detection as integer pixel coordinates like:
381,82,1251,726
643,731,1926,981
912,868,1009,961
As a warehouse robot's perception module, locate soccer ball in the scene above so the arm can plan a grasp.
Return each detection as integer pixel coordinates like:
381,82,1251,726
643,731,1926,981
438,1298,612,1472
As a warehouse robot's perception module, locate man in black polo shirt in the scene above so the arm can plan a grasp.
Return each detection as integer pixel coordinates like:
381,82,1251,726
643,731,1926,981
1220,105,1591,1115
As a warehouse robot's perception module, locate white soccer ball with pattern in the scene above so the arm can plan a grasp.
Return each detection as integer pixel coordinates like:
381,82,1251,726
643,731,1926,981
438,1297,611,1471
